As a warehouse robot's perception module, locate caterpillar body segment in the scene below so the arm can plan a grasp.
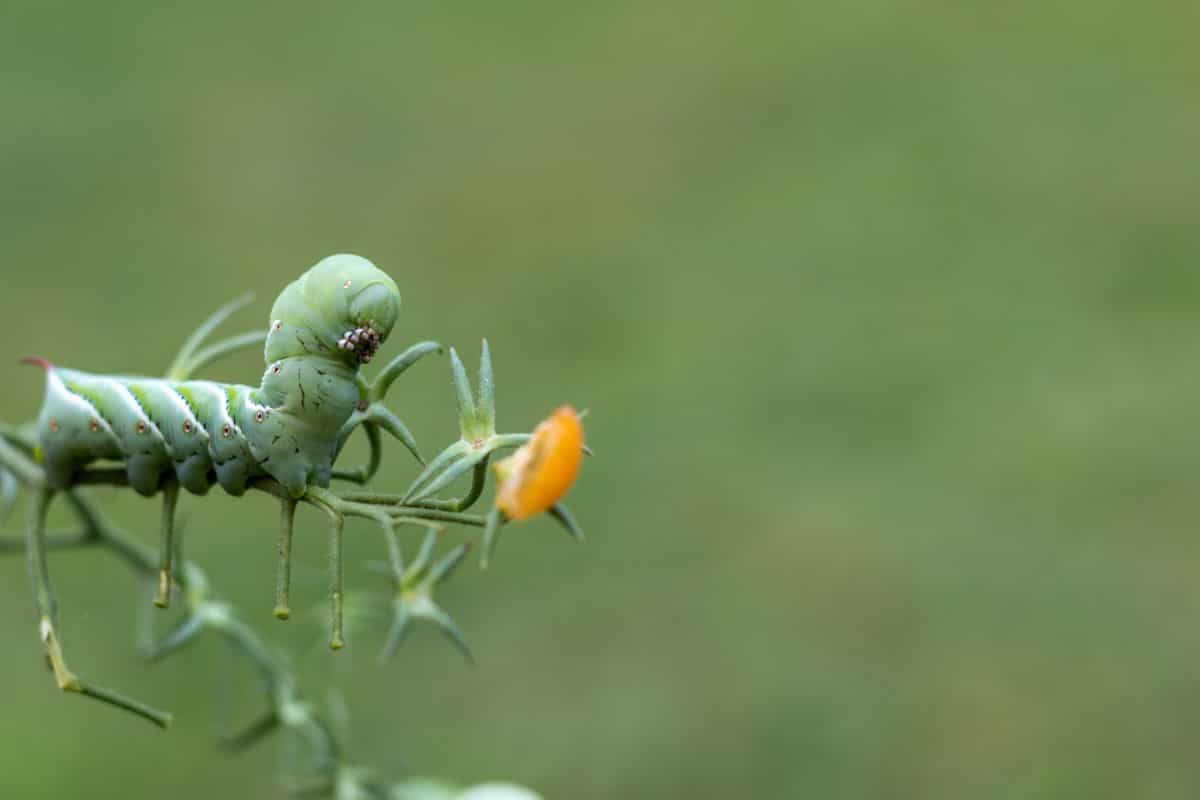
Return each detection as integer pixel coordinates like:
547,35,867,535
27,254,402,500
34,369,264,497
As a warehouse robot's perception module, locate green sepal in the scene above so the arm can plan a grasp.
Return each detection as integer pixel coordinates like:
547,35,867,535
400,342,533,505
400,440,467,500
377,528,474,665
406,448,489,504
419,598,474,665
449,347,478,436
548,503,585,542
476,339,495,432
479,507,505,570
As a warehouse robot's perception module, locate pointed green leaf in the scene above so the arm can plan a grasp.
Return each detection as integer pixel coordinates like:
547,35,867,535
413,457,490,512
402,440,471,502
166,292,254,379
372,340,443,400
477,339,495,431
449,347,476,435
424,603,475,665
548,503,585,542
179,330,267,379
489,433,532,451
333,411,367,456
409,449,488,504
369,406,424,466
430,542,471,584
410,528,439,576
379,605,413,662
480,507,504,570
383,521,405,578
331,420,383,485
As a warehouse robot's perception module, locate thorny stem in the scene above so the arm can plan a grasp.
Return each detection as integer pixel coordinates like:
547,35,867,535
0,431,487,780
24,486,174,728
0,326,584,797
0,438,340,775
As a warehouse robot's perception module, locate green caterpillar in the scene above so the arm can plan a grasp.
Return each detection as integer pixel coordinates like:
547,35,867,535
1,249,587,733
26,253,400,499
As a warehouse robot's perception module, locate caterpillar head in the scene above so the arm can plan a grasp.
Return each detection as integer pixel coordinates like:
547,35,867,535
267,254,402,366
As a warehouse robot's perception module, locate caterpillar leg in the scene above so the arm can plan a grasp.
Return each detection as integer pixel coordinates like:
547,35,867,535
155,480,180,608
25,488,172,728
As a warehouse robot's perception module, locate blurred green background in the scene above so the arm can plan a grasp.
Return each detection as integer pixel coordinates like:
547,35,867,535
3,1,1200,797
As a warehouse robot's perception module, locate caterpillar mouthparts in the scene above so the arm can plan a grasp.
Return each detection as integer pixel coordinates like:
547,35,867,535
336,324,382,364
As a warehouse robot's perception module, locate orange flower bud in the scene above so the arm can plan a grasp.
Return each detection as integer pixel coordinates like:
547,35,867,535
494,406,584,520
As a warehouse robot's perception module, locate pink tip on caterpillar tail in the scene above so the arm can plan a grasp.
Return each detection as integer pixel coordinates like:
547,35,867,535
19,356,55,371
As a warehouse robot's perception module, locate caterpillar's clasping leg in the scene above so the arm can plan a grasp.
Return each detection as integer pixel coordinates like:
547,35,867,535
155,480,180,608
27,488,171,728
274,496,297,619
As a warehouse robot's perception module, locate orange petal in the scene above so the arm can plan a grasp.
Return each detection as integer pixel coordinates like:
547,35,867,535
495,406,584,520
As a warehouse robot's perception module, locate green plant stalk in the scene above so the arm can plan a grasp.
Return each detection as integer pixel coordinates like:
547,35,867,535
0,440,345,780
0,297,584,799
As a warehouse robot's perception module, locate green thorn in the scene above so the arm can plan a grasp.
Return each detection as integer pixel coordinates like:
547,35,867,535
402,441,470,502
425,603,475,666
371,340,444,401
409,450,488,504
411,528,439,576
180,330,267,379
383,521,405,579
549,503,585,542
379,605,413,663
477,338,495,431
166,292,254,380
449,347,476,436
430,542,471,584
370,406,425,466
480,507,504,570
